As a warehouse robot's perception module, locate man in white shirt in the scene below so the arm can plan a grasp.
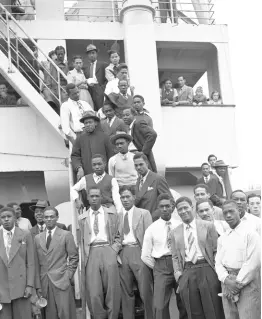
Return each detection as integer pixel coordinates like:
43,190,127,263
119,186,153,319
231,190,261,235
71,154,122,213
215,200,261,319
78,187,121,319
208,154,217,174
247,193,261,218
109,132,138,187
7,202,32,231
172,196,225,319
196,199,229,235
141,193,186,319
60,83,93,144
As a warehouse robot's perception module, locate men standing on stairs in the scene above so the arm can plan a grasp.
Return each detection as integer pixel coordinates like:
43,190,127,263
196,162,221,199
71,153,122,213
83,44,108,111
118,186,153,319
78,187,121,319
34,206,79,319
60,83,93,144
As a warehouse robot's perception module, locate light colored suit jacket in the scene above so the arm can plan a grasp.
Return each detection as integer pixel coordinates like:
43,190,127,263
34,227,79,296
177,85,193,105
78,206,121,265
119,206,152,248
0,227,35,303
171,219,218,281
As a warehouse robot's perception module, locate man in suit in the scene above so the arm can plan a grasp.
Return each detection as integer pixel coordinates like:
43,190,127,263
34,206,79,319
83,44,108,111
193,184,224,220
133,152,174,218
71,111,114,180
118,186,153,319
173,76,193,106
122,107,157,172
0,206,34,319
30,200,67,238
100,100,127,137
197,162,221,197
141,194,187,319
171,196,225,319
133,95,153,128
78,186,121,319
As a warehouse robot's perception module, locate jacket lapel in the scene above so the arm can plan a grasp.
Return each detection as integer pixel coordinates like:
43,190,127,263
47,227,62,254
95,61,101,75
176,225,185,267
39,231,47,253
136,171,155,200
8,227,23,264
104,207,112,243
196,220,207,256
132,207,142,234
0,230,8,266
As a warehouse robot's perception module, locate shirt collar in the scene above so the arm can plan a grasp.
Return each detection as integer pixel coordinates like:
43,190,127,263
129,119,136,130
141,170,150,182
3,226,15,236
183,218,196,229
90,206,104,215
38,223,46,230
93,172,106,179
124,206,134,215
47,226,57,236
107,115,116,124
226,220,242,235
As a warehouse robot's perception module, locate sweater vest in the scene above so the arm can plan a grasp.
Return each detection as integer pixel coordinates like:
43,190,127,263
115,153,138,186
85,174,113,205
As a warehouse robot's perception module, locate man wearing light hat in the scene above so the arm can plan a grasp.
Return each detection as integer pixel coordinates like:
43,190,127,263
109,131,138,187
83,44,108,111
213,160,233,203
71,111,114,181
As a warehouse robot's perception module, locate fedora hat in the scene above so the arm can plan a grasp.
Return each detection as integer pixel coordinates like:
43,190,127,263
29,199,49,212
86,44,98,53
80,111,100,123
110,131,133,145
213,160,229,167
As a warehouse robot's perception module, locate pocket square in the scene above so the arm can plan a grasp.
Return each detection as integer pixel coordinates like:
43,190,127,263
147,187,154,191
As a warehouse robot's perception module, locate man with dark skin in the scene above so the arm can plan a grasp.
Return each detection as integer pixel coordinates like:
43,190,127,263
0,207,34,319
133,95,153,128
215,200,260,319
100,102,127,136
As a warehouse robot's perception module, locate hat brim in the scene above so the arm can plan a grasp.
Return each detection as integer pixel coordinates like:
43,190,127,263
80,115,100,123
29,205,46,212
86,48,98,53
110,134,133,145
214,165,229,168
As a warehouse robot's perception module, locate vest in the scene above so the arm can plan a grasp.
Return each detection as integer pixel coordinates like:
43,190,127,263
85,174,113,205
115,153,138,186
161,88,175,102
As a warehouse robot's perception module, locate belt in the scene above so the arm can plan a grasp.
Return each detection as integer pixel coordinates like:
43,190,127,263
224,266,240,276
90,241,109,247
129,149,138,153
123,243,140,247
184,258,209,269
155,255,172,260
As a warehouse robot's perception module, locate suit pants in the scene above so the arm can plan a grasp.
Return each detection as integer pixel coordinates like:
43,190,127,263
221,277,261,319
88,84,104,111
119,245,153,319
153,256,187,319
179,262,224,319
43,279,77,319
86,245,121,319
0,297,32,319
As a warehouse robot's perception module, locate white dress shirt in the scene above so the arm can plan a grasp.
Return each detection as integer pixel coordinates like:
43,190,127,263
60,98,93,139
3,226,15,249
215,221,261,285
141,218,182,268
213,220,229,236
127,120,137,151
241,212,261,235
123,206,137,245
70,173,122,213
183,219,204,261
45,226,57,240
107,115,116,127
38,223,46,232
17,217,32,231
90,207,108,243
204,175,210,183
104,78,132,96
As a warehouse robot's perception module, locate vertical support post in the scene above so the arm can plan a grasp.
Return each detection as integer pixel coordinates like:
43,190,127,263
16,36,19,69
169,0,174,23
5,10,13,73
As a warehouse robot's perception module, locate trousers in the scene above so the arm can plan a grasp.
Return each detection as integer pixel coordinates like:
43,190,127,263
0,297,32,319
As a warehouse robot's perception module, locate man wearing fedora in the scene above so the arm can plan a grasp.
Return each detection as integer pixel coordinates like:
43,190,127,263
71,111,114,181
83,44,108,111
30,200,67,239
109,131,138,187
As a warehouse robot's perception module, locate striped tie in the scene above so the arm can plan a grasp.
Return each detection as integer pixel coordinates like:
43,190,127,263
186,225,198,264
166,221,172,251
6,231,12,259
93,211,100,236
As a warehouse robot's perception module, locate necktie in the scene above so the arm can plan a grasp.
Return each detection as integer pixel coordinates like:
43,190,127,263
40,225,44,233
93,211,99,236
113,65,117,76
205,177,208,183
166,221,172,251
123,211,130,235
90,63,94,78
6,231,12,259
139,177,144,191
186,225,198,264
77,101,85,116
46,230,52,250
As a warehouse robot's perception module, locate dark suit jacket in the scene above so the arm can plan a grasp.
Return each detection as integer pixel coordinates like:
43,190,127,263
131,120,157,172
0,227,35,303
30,222,67,239
100,117,127,137
83,61,108,88
171,219,218,281
35,227,79,297
135,171,174,214
118,206,152,248
197,174,222,197
107,92,133,118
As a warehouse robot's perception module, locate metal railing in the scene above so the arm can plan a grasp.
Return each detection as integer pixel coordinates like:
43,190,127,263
0,3,67,106
0,4,36,19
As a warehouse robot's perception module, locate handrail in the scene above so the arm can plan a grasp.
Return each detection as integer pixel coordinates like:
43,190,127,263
0,2,67,105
